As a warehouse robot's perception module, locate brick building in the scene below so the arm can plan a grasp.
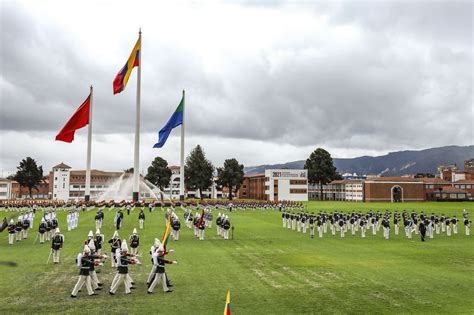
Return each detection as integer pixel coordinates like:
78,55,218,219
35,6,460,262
237,174,266,200
364,177,426,202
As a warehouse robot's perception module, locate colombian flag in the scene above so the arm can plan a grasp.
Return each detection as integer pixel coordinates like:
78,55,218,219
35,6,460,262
224,290,231,315
161,215,172,251
113,37,141,94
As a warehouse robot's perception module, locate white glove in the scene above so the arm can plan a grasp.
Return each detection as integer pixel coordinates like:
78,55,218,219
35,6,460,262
102,255,109,259
98,262,104,267
168,249,174,253
172,260,178,264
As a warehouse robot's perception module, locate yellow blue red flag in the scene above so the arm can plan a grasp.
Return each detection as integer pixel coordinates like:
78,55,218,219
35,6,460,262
113,37,140,94
224,290,231,315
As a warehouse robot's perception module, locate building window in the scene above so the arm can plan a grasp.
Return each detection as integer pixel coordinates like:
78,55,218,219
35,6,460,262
290,189,308,194
290,180,307,185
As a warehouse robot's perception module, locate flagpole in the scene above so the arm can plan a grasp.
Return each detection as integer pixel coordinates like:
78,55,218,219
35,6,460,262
179,89,185,201
85,85,93,202
133,29,142,202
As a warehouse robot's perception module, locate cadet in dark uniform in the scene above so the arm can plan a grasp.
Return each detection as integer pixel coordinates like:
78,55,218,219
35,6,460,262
71,245,96,297
7,219,15,245
172,216,181,241
108,231,121,267
129,229,140,256
51,228,64,263
147,246,177,294
419,221,427,242
138,209,145,229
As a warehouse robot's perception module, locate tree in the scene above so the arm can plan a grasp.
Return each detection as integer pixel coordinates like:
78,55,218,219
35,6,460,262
184,145,214,200
123,167,134,173
216,158,244,200
145,157,172,203
12,157,44,198
304,148,339,200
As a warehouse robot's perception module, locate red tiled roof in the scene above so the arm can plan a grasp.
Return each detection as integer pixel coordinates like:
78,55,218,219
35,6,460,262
417,178,451,184
454,179,474,184
244,173,265,178
53,162,71,169
366,177,422,182
438,186,469,194
329,179,363,184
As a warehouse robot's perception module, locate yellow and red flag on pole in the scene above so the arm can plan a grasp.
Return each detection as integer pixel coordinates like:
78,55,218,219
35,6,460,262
161,215,172,251
113,37,141,94
224,290,231,315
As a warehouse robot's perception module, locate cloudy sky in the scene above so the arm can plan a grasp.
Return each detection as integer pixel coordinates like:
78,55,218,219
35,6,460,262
0,0,472,176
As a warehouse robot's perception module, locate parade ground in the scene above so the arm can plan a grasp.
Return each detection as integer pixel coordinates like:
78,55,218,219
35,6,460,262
0,201,473,314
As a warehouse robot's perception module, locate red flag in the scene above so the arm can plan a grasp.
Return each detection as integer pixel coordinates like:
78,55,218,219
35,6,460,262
55,93,91,142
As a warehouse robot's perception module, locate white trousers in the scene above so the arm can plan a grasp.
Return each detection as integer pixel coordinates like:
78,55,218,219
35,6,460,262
53,250,60,263
91,270,100,289
71,275,93,296
39,233,45,243
139,219,144,229
130,247,138,256
223,229,229,239
8,234,14,244
110,273,131,294
148,272,169,293
466,226,470,236
147,266,157,284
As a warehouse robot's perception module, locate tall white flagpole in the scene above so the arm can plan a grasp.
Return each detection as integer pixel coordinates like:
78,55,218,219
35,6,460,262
180,90,185,201
133,29,142,202
85,85,93,202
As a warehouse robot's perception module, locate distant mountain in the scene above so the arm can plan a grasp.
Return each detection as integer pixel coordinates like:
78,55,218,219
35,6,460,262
244,145,474,176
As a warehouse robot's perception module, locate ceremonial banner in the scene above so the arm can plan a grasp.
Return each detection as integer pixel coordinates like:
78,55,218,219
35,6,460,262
113,37,141,94
55,92,91,142
223,290,231,315
153,94,184,148
161,215,172,250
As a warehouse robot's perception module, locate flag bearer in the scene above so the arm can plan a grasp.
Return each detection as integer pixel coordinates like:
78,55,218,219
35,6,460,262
147,245,176,294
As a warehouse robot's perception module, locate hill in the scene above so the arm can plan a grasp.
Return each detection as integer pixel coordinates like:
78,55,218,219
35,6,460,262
244,145,474,176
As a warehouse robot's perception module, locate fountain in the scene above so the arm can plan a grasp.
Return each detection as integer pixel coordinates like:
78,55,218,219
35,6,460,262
97,173,164,202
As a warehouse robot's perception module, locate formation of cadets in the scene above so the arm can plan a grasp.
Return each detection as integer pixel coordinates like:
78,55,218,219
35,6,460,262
0,200,236,298
2,199,470,299
281,209,471,241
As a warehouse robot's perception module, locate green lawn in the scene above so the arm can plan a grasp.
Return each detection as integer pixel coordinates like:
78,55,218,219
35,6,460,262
0,201,473,314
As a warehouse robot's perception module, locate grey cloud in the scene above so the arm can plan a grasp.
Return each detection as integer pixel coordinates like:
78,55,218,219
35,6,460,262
0,1,472,167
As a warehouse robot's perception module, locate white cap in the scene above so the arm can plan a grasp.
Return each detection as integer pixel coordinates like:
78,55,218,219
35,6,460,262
113,231,119,238
96,229,100,235
218,213,221,216
88,239,95,251
83,245,91,253
121,239,128,251
10,219,14,224
133,228,137,234
88,230,93,237
55,228,60,234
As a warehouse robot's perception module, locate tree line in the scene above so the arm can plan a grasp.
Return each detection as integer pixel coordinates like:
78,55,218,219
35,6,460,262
9,147,340,200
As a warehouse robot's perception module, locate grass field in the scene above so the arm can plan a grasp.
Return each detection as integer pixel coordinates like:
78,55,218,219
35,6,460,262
0,201,473,314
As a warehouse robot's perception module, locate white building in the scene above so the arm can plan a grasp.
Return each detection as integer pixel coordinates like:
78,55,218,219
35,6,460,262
344,180,364,202
166,166,223,199
264,169,308,202
0,178,12,200
51,163,71,201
